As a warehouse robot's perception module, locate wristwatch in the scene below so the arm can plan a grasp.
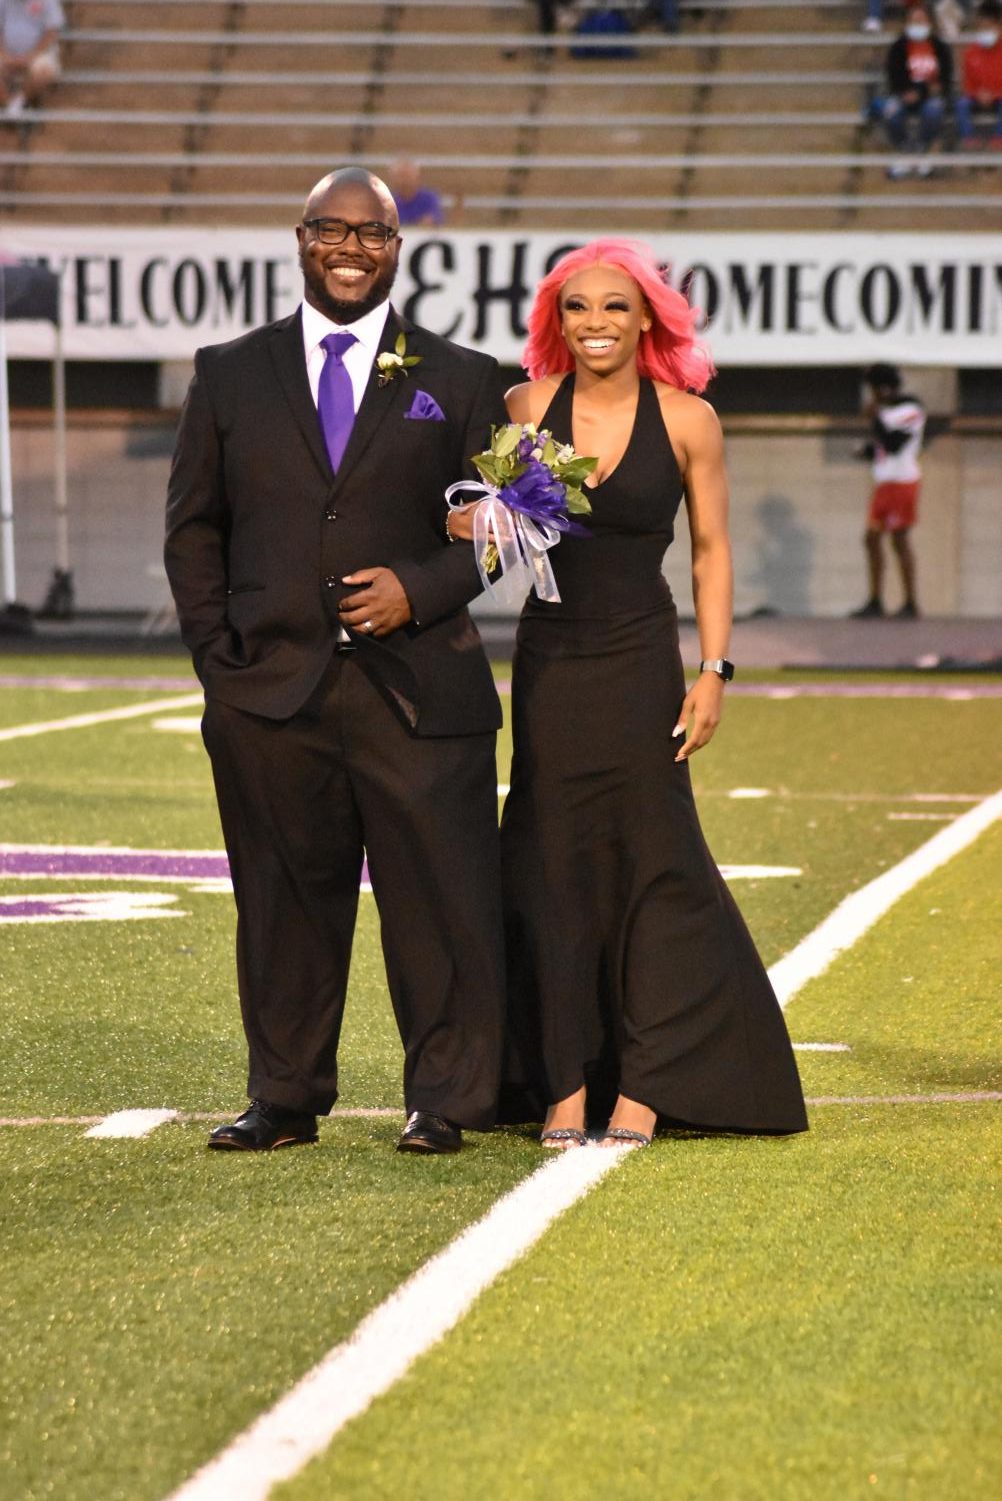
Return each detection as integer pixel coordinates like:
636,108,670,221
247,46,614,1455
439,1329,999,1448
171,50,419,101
700,658,735,681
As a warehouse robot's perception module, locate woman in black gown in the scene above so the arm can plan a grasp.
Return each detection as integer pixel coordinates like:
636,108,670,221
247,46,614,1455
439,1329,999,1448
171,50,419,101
452,239,808,1148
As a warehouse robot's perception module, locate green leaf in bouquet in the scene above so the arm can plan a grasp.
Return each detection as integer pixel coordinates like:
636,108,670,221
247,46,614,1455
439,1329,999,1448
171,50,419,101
493,424,522,459
563,485,593,516
559,455,599,485
540,437,558,468
472,453,506,489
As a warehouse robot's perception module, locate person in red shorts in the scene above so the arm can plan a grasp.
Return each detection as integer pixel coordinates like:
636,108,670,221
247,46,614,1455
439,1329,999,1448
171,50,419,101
851,363,925,619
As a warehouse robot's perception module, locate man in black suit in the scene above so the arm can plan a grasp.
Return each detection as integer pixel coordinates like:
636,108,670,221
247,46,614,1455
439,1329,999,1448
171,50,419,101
165,168,506,1155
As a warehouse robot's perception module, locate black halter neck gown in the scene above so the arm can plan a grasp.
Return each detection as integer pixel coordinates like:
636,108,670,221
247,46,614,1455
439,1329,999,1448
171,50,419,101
498,374,808,1133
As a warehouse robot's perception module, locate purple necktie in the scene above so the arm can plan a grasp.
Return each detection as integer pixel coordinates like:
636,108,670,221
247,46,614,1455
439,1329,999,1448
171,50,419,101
317,330,358,473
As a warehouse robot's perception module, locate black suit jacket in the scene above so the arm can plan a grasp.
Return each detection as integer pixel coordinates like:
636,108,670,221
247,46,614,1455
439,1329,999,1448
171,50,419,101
165,306,505,736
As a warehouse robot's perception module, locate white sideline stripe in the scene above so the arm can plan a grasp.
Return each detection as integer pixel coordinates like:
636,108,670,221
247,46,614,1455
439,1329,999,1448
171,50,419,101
0,694,204,742
152,716,203,733
0,1108,403,1128
767,788,1002,1008
793,1042,851,1052
0,779,14,790
164,1148,623,1501
85,1108,178,1138
886,812,955,822
807,1092,1002,1106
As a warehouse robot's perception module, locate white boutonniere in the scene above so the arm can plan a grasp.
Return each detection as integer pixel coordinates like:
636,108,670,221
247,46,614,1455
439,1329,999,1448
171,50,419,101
376,333,422,387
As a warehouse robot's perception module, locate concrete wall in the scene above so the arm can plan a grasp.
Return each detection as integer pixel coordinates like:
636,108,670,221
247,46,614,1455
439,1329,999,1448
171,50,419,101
5,415,1000,619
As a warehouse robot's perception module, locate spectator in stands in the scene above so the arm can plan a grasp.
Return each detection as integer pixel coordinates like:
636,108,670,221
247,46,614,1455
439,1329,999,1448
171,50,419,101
388,158,445,227
862,1,884,33
864,2,969,37
651,0,681,31
534,0,558,32
0,0,64,119
851,363,925,620
879,4,953,176
956,0,1002,145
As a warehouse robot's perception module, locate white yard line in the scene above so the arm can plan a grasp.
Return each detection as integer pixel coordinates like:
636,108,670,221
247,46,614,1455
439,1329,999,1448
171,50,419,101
806,1092,1002,1106
152,717,204,733
85,1109,178,1139
8,1095,1002,1131
0,1108,401,1129
0,694,204,742
165,1148,623,1501
767,788,1002,1008
886,812,955,821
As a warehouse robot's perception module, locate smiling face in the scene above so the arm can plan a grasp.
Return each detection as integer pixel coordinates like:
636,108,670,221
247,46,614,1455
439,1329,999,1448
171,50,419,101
558,264,652,377
296,173,401,324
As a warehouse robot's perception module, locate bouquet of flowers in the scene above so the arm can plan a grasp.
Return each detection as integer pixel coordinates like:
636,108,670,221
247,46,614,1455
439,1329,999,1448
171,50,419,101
446,423,597,604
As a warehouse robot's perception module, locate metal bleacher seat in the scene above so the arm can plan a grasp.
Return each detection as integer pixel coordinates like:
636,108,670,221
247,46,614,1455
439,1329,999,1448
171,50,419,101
0,0,997,229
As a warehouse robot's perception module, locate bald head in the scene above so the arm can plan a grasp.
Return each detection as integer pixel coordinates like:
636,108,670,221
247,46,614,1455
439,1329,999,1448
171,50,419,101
302,168,399,231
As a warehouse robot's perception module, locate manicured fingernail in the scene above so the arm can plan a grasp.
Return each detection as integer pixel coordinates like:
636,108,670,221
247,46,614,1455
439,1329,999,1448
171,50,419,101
673,725,685,736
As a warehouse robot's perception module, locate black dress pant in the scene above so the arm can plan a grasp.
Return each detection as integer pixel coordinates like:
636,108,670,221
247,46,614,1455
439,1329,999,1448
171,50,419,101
201,651,505,1129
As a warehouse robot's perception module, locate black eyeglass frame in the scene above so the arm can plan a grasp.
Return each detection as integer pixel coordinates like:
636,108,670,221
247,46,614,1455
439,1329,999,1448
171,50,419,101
301,218,399,249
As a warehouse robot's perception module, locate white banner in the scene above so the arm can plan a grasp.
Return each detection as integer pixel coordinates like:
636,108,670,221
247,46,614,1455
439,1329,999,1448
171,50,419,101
3,228,1001,367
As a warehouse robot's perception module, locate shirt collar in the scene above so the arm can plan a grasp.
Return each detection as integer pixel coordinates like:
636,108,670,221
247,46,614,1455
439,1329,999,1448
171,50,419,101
301,297,392,358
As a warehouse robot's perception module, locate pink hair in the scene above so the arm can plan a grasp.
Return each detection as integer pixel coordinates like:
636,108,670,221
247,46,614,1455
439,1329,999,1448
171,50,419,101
522,238,714,394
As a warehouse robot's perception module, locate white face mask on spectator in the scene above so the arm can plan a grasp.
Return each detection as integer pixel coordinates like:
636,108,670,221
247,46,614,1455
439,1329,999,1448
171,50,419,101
906,22,932,38
975,27,999,45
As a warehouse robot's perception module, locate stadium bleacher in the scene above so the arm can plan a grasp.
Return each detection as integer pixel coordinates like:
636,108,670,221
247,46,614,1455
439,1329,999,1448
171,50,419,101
0,0,998,229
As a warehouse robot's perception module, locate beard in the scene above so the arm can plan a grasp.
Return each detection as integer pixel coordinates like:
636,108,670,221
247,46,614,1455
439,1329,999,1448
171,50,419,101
298,247,399,325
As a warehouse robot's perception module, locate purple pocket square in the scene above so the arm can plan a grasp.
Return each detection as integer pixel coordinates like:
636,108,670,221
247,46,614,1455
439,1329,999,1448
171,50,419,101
404,390,446,422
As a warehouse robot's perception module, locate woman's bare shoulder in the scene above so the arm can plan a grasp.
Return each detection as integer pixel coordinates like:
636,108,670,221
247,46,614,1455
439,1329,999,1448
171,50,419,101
505,374,562,425
652,383,722,446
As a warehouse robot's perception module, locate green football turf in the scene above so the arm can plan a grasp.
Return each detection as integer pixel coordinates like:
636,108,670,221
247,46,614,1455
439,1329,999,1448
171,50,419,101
0,1124,535,1501
0,654,999,1501
278,826,1002,1501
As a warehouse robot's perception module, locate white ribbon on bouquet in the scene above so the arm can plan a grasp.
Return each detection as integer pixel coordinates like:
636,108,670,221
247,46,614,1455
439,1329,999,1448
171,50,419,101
444,482,563,605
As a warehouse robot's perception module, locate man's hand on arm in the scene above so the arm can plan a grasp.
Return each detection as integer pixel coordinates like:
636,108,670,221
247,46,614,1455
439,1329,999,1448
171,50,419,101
339,568,413,637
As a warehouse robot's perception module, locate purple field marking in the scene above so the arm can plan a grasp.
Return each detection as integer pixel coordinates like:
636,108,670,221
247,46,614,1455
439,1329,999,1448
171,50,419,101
0,848,231,880
2,898,72,918
0,844,372,888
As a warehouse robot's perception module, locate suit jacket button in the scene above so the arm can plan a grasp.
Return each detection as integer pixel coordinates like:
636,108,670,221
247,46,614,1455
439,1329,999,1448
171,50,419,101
325,508,338,521
325,575,337,587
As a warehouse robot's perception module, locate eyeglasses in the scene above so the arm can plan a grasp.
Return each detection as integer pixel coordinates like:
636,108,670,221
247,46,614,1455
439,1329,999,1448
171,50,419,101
302,218,398,250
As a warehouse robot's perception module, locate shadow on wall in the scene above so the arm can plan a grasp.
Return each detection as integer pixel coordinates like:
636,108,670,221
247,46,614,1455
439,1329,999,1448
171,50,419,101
748,495,815,616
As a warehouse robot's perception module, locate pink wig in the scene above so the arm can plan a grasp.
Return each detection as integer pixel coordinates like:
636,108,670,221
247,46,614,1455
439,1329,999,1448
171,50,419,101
522,238,714,394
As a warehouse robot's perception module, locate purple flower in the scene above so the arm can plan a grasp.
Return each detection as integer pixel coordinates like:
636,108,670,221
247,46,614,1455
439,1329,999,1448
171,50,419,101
499,460,590,535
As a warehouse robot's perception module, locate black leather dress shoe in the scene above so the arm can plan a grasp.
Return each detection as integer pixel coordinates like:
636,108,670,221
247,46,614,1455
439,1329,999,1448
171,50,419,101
397,1110,462,1155
208,1099,318,1151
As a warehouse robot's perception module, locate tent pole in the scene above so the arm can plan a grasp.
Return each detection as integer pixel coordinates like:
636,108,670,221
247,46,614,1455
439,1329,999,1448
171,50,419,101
53,316,69,572
0,315,18,607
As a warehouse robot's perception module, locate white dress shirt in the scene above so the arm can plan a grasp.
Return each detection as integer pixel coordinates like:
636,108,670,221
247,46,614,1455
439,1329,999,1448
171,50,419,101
301,297,391,416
